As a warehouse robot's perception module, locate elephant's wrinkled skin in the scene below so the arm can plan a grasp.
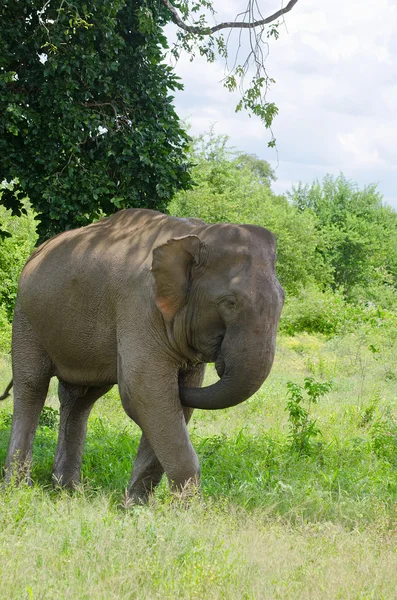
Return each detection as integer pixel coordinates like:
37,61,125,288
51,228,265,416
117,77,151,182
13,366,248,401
1,209,284,501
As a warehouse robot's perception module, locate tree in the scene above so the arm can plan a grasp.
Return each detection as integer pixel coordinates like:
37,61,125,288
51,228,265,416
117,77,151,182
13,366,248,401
233,153,276,187
0,198,37,352
0,0,191,240
0,1,301,241
288,175,397,305
162,1,300,140
169,132,327,295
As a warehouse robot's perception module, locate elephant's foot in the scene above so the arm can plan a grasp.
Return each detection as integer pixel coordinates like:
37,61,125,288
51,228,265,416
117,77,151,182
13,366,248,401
52,462,81,490
126,484,152,505
52,477,79,490
124,479,201,508
168,474,202,506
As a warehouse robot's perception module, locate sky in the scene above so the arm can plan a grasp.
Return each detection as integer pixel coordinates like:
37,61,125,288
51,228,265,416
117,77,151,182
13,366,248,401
166,0,397,208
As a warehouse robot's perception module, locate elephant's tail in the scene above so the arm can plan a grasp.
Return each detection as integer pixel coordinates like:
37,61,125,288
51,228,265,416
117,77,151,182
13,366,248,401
0,380,13,401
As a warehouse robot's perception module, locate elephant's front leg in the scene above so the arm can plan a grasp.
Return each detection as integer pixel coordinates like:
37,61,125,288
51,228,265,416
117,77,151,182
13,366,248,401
121,363,205,501
128,406,193,504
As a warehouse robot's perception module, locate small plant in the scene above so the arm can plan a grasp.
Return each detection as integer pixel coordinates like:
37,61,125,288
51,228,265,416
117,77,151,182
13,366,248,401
370,410,397,466
358,394,380,428
38,406,59,430
286,377,332,455
0,412,12,428
0,407,58,430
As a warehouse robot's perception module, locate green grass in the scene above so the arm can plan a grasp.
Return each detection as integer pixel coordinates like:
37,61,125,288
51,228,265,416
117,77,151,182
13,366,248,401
2,329,397,598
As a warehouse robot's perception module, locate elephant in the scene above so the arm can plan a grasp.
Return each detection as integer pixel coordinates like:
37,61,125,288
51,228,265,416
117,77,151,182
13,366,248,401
0,208,284,502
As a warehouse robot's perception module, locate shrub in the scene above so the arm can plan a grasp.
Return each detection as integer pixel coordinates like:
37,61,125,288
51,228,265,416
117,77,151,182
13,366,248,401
286,377,332,455
168,132,330,296
370,413,397,467
279,286,348,335
0,200,37,354
0,304,11,354
0,200,37,320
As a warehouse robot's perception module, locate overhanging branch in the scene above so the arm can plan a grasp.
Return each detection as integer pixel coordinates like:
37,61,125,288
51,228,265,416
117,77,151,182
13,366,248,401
160,0,299,35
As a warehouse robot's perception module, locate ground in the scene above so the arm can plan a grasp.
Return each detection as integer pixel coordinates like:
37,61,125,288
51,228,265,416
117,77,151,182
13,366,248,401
1,332,397,599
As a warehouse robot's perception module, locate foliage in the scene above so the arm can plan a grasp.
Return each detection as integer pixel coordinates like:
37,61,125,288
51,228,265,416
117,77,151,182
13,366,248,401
288,175,397,304
0,0,191,241
168,1,289,144
0,199,37,321
0,306,11,355
349,269,397,312
233,152,276,187
280,284,397,337
286,377,332,455
370,412,397,467
169,132,329,295
38,406,59,430
280,286,349,335
0,404,58,429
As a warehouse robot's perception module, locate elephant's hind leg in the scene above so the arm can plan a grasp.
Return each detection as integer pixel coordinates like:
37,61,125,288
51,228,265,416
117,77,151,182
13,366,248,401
127,434,164,504
53,382,112,488
4,307,52,485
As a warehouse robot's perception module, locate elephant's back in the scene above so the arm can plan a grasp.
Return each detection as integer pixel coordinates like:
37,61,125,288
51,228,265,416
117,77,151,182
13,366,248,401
13,210,170,377
23,209,167,271
16,207,205,335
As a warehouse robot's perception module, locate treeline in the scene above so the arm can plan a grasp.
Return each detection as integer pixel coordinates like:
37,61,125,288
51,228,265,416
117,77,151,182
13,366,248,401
169,133,397,335
1,132,397,350
0,202,37,350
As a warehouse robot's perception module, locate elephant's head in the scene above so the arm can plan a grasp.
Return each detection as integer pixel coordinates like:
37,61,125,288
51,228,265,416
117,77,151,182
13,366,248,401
152,223,285,409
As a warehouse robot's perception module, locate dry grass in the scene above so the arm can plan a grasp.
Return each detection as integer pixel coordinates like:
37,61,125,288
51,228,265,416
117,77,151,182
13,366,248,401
2,331,397,598
1,488,397,599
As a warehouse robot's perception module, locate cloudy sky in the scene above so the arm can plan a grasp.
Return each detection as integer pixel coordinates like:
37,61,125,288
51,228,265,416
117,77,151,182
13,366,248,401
166,0,397,208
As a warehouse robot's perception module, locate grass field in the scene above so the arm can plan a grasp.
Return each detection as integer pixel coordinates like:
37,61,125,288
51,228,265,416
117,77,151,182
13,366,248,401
1,330,397,599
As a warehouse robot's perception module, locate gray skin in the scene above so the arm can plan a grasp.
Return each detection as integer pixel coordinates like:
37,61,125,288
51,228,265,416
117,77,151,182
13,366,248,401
1,208,284,502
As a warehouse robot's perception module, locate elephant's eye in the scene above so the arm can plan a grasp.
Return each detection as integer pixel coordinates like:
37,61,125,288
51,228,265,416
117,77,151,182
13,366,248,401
225,298,236,308
219,296,237,311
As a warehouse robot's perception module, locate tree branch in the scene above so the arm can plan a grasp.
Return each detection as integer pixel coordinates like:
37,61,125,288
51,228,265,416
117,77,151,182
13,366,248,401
83,101,118,121
160,0,299,35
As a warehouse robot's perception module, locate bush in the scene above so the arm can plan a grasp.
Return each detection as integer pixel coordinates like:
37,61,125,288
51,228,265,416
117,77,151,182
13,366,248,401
279,284,397,339
0,199,37,355
286,377,332,455
0,200,37,320
168,132,329,296
0,304,11,354
288,176,397,299
279,286,348,335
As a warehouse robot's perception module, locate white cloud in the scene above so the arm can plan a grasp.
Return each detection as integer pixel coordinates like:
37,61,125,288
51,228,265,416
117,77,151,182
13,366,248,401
338,132,385,168
301,34,360,61
168,0,397,208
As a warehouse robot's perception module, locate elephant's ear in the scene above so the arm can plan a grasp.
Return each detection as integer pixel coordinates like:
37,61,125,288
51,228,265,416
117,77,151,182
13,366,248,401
152,235,202,322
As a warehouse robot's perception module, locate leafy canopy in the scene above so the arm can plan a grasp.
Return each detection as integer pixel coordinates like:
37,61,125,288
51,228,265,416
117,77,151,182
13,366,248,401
0,1,302,241
0,0,191,240
288,176,397,303
0,198,37,352
168,132,328,296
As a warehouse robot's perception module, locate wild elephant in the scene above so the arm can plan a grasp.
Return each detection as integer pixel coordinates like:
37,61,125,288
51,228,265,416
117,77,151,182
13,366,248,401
0,209,284,502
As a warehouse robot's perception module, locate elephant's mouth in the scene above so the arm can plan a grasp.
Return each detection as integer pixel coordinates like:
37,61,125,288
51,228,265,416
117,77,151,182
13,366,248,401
215,354,225,378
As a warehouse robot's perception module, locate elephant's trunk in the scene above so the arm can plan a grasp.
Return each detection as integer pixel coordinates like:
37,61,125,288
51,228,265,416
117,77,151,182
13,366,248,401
180,306,280,410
